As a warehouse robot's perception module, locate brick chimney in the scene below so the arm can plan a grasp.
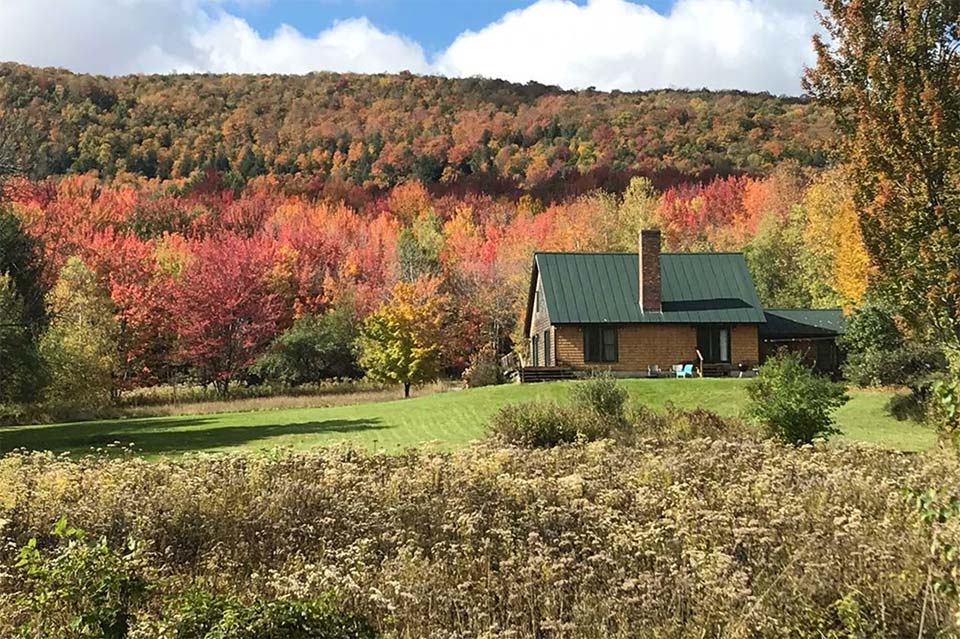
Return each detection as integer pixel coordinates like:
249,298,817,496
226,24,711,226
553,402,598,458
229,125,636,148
639,229,662,313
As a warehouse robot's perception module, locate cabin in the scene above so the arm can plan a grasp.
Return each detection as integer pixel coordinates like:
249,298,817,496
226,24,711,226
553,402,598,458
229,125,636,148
520,229,845,381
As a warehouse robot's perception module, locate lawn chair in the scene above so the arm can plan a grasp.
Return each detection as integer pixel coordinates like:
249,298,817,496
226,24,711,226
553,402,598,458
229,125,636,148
675,363,694,378
647,364,662,378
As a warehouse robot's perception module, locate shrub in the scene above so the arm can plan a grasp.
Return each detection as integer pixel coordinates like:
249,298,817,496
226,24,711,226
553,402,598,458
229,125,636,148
162,591,378,639
843,344,947,387
252,307,361,386
488,399,629,447
887,391,928,423
747,352,849,444
569,372,629,425
487,401,581,447
931,377,960,448
839,298,904,354
462,343,503,388
12,517,148,639
631,402,756,441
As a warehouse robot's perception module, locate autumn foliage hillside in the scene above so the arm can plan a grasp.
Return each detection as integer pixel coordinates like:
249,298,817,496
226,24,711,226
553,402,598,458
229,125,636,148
1,163,870,408
0,63,833,196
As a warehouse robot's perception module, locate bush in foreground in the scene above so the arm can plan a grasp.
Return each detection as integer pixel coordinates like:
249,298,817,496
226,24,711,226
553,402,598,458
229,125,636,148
153,591,377,639
631,402,756,441
9,518,375,639
488,401,583,447
747,352,849,444
0,444,957,637
568,373,628,425
489,375,631,447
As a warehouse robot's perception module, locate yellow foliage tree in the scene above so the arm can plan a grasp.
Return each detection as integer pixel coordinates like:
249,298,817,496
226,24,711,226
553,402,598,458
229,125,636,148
832,201,871,307
357,278,447,398
801,169,870,307
614,176,660,251
40,257,119,412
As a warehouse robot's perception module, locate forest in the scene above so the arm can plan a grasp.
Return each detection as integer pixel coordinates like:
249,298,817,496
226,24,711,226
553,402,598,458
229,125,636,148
0,159,869,416
0,65,870,417
0,62,833,196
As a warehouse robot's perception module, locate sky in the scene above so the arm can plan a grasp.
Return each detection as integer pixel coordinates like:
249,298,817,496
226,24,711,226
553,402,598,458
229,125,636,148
0,0,824,95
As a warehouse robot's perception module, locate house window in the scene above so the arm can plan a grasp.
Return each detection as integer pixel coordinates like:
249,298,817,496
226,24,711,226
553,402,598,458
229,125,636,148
543,329,551,366
584,326,618,363
696,326,731,363
532,334,540,366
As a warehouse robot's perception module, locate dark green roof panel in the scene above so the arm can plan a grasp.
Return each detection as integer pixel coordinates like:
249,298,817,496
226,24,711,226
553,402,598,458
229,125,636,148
535,252,766,324
760,309,847,338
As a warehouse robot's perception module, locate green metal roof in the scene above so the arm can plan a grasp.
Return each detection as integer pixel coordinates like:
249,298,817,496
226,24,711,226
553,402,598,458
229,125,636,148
534,251,766,325
760,308,847,339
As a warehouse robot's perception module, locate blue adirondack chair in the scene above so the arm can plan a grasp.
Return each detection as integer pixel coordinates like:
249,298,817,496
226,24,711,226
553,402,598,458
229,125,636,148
676,363,694,378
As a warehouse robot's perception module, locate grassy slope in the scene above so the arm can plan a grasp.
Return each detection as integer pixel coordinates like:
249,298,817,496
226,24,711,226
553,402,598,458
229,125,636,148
0,380,936,457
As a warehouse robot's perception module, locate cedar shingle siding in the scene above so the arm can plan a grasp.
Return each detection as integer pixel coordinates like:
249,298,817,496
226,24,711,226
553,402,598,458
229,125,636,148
556,324,759,373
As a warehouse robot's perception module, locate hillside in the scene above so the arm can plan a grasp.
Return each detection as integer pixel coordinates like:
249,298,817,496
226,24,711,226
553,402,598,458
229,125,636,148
0,63,834,195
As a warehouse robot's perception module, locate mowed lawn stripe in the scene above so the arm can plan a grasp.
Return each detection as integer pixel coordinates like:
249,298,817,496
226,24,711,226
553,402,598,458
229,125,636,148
0,379,936,457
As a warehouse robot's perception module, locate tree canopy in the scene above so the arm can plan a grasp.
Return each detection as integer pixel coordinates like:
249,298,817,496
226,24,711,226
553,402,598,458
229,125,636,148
357,279,447,398
0,63,833,197
805,0,960,353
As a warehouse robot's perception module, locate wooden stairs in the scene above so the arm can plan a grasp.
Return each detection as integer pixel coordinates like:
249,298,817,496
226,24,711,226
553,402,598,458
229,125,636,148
518,366,576,383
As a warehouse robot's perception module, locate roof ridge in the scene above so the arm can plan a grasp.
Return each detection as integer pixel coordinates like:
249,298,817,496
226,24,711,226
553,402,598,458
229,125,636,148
535,251,636,255
534,251,747,256
765,307,844,311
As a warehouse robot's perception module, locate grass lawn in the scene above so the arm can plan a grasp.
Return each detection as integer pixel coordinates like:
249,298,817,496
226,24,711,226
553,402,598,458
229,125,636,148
0,379,937,457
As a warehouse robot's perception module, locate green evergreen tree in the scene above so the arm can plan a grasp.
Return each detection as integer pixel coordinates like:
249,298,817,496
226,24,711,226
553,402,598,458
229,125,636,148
0,207,45,333
253,307,361,386
0,273,45,405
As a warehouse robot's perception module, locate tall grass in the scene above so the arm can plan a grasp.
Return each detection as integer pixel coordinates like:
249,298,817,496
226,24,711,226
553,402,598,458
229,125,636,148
0,439,957,636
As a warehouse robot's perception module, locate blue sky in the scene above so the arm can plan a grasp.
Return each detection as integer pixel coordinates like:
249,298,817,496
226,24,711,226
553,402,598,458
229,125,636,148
229,0,675,54
0,0,822,94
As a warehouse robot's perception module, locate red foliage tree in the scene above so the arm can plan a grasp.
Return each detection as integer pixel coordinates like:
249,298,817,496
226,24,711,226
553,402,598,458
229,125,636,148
84,229,176,391
174,234,284,395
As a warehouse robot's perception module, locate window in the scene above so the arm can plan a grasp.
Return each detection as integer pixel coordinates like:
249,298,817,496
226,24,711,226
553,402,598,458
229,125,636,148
584,326,618,363
532,335,540,366
696,326,731,363
543,329,551,366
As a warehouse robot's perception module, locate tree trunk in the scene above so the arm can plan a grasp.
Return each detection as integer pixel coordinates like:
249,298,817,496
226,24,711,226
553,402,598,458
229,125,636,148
404,382,411,398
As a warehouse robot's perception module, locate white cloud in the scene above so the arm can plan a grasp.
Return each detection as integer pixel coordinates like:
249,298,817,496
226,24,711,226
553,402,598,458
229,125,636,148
0,0,201,75
0,0,820,93
193,15,430,74
437,0,821,94
0,0,429,76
